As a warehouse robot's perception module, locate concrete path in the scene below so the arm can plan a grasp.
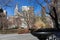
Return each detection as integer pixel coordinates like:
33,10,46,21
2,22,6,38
0,33,38,40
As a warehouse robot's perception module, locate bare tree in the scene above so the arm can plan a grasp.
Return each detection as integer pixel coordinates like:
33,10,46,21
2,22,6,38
28,0,59,29
44,0,59,29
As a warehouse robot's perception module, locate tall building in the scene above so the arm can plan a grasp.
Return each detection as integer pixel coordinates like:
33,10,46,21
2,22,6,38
14,4,26,28
14,3,18,16
41,7,46,23
0,8,7,30
7,3,22,29
22,6,29,11
14,4,21,28
22,6,34,29
7,16,15,29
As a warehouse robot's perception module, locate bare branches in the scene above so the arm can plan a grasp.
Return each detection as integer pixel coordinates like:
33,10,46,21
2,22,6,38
0,0,12,7
44,0,49,4
36,0,44,8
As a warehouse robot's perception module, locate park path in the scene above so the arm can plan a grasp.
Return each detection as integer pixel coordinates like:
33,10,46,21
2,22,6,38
0,33,38,40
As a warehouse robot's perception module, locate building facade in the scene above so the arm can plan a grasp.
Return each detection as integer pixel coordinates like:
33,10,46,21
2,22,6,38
0,8,7,30
22,6,34,29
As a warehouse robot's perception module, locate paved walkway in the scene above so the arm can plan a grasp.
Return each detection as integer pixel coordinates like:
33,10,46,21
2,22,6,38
0,33,38,40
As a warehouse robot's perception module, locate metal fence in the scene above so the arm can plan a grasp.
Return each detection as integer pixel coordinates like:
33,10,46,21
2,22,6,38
46,34,60,40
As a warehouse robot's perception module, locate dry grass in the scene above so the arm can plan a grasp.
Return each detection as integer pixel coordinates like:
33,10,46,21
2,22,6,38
18,28,30,34
0,29,18,34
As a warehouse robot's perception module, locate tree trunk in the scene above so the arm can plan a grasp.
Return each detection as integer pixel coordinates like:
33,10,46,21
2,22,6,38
53,7,59,29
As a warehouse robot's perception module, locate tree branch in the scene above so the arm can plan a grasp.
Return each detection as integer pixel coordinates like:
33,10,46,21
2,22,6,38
46,12,55,20
36,0,44,8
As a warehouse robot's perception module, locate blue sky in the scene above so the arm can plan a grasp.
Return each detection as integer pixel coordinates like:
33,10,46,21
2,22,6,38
1,0,46,16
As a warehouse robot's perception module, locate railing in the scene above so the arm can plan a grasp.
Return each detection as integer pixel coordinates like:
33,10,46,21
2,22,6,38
46,34,56,40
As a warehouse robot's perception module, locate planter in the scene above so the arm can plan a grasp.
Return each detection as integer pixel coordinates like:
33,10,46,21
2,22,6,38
31,32,52,40
30,28,60,40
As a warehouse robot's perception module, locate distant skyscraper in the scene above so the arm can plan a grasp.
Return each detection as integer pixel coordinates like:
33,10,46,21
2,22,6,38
22,6,29,11
22,6,34,28
14,3,19,16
